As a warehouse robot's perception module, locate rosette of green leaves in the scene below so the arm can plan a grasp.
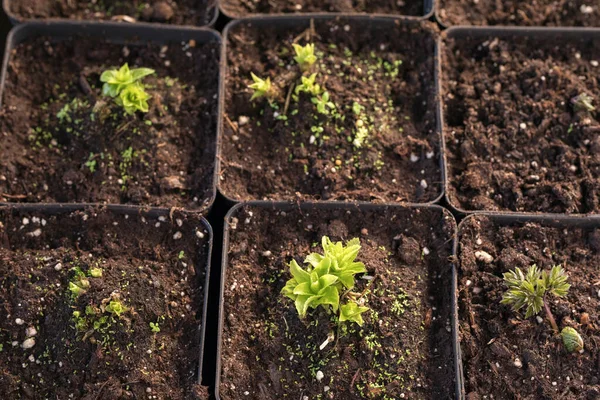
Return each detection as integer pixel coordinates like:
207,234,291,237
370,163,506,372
306,236,367,289
100,63,154,114
340,302,370,326
282,257,339,317
501,265,570,318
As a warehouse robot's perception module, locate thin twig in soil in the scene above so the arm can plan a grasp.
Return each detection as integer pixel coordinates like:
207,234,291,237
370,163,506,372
292,19,320,43
283,82,295,116
224,114,239,134
94,380,110,400
0,193,26,199
350,368,362,389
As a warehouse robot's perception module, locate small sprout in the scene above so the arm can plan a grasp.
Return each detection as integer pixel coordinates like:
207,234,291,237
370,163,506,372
281,258,340,317
293,43,317,72
295,73,322,96
89,268,103,278
149,322,161,333
571,93,595,112
352,101,365,116
339,301,370,326
248,72,275,102
561,327,584,352
100,63,154,115
178,250,185,260
69,279,89,298
100,63,154,98
312,92,336,115
105,299,129,317
282,236,369,326
502,265,579,352
116,83,151,115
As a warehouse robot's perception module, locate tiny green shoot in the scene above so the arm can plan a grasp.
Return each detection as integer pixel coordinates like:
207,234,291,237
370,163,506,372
571,93,595,112
249,72,275,102
150,322,161,333
293,43,317,72
100,63,154,114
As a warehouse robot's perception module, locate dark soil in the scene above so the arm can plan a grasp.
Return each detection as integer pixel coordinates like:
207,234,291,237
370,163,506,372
0,208,211,399
458,216,600,399
442,33,600,213
438,0,599,27
9,0,216,26
220,19,441,203
218,204,456,399
0,35,220,209
220,0,426,18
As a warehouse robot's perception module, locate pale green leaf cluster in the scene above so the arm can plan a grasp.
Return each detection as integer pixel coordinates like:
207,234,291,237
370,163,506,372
312,92,336,115
248,72,274,101
293,43,317,71
572,93,595,112
295,73,322,97
501,265,570,318
282,236,369,326
100,63,154,115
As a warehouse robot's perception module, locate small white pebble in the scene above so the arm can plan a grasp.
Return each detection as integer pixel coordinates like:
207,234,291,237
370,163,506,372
591,60,599,67
472,287,482,294
316,370,324,382
22,338,35,349
262,251,272,257
422,247,430,255
420,180,428,189
176,219,183,227
146,387,152,393
26,327,37,337
466,280,472,286
28,229,42,237
324,386,330,392
28,355,35,362
15,318,24,325
519,123,527,130
309,135,316,145
410,153,419,162
475,250,494,264
22,218,29,225
552,381,557,386
536,316,544,324
54,263,62,271
238,116,249,126
173,232,182,240
475,238,483,245
244,391,250,396
514,358,522,368
426,151,434,159
11,341,18,347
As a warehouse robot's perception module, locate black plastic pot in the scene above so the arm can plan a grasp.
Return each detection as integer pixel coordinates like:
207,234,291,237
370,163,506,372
455,211,600,398
0,21,222,213
219,0,434,20
437,26,600,217
217,15,446,206
0,203,214,388
2,0,219,28
214,200,460,399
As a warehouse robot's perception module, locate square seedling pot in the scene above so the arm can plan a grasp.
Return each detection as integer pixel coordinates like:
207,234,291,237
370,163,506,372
219,0,433,20
215,201,460,399
0,204,213,398
438,27,600,216
0,21,222,212
2,0,219,28
435,0,600,28
456,212,600,399
218,16,445,206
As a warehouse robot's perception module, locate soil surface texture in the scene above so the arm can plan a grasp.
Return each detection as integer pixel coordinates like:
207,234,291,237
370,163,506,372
221,0,426,17
221,19,441,203
443,33,600,213
0,35,220,209
9,0,216,26
219,204,456,399
0,208,211,399
459,216,600,399
438,0,600,27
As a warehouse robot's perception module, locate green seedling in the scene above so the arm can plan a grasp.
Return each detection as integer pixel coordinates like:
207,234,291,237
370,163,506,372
89,268,103,278
249,72,275,102
116,83,151,115
293,43,317,72
100,63,154,97
501,264,583,352
571,93,595,112
100,63,154,114
295,73,322,97
105,299,129,317
282,236,369,326
312,92,336,115
149,322,161,333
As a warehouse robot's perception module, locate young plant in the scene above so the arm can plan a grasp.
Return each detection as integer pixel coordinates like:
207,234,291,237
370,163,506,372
282,236,369,326
149,322,161,333
295,73,322,97
100,63,154,115
571,93,595,112
311,91,336,115
293,43,317,72
248,72,276,102
501,264,583,352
